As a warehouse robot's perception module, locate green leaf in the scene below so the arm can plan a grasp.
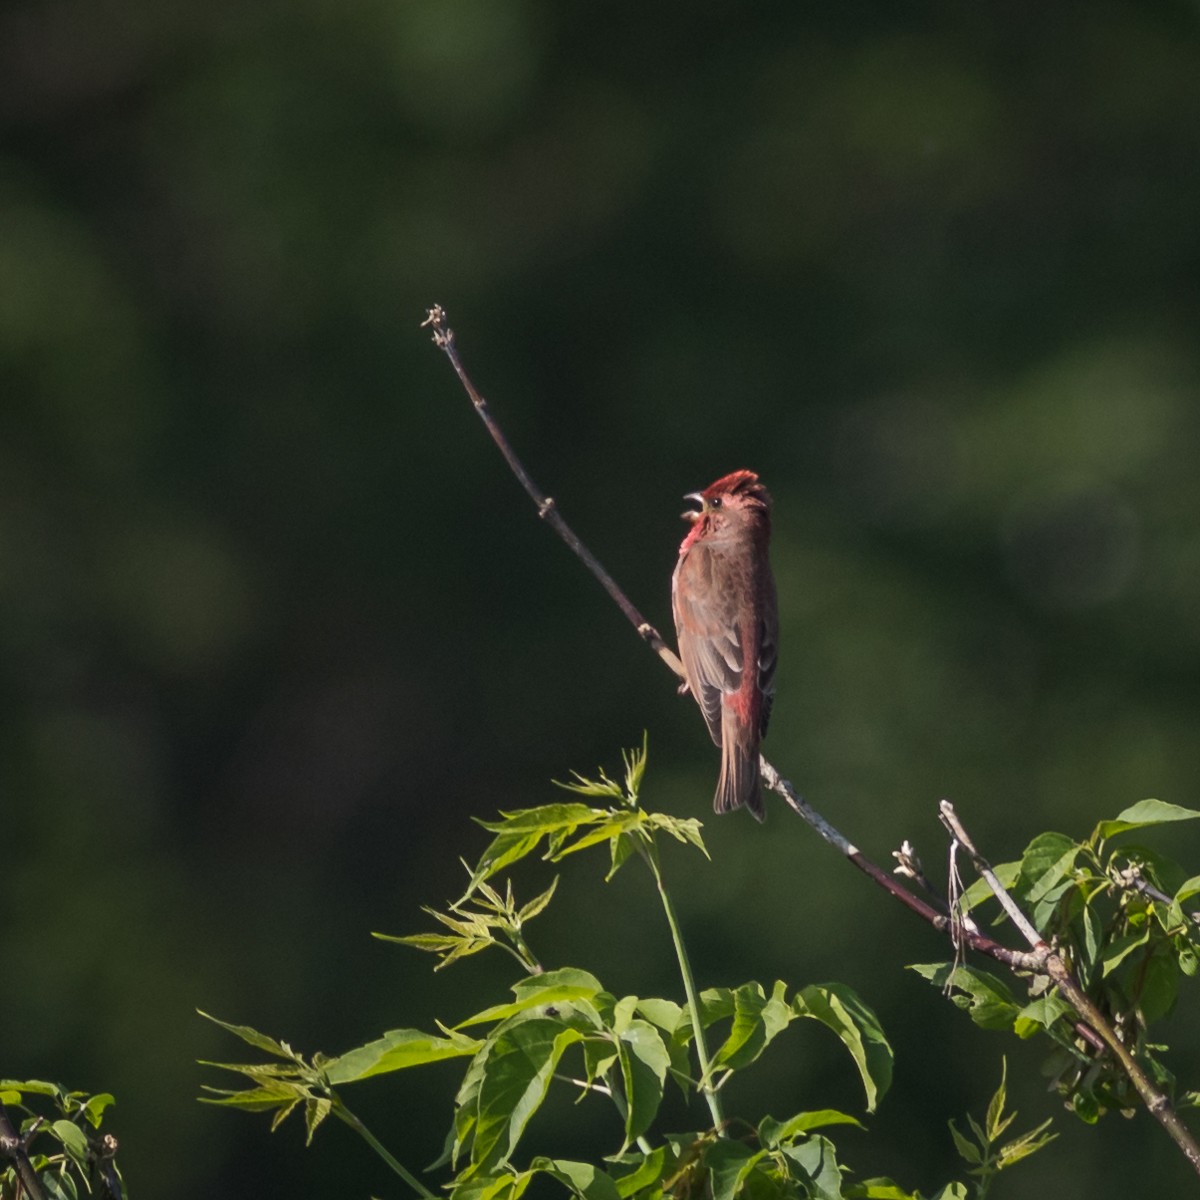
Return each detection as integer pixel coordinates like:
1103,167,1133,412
704,1139,761,1200
1175,875,1200,903
532,1157,623,1200
50,1119,89,1166
325,1028,480,1084
82,1093,115,1128
1100,928,1151,977
635,998,683,1035
477,804,606,836
470,832,547,888
781,1134,845,1200
617,1021,670,1146
609,1145,668,1198
607,833,638,880
1013,994,1074,1038
985,1059,1008,1142
759,1110,863,1148
1138,950,1180,1021
909,964,1020,1031
947,1119,981,1165
198,1012,296,1060
471,1019,586,1170
930,1185,969,1200
304,1097,331,1144
0,1080,55,1102
645,813,709,858
457,970,604,1030
713,981,793,1072
794,983,892,1112
1096,800,1200,840
697,987,736,1026
200,1081,305,1112
518,877,560,923
1018,833,1080,905
845,1180,921,1199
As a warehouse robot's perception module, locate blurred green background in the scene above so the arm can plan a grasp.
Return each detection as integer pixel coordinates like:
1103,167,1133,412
5,0,1200,1194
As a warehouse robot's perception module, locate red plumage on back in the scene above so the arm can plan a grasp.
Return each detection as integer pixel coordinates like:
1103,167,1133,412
671,470,778,820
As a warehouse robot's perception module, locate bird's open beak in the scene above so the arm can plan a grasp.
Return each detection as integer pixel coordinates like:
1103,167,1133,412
680,491,705,522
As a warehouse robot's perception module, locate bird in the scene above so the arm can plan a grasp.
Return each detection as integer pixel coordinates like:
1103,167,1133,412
671,470,779,820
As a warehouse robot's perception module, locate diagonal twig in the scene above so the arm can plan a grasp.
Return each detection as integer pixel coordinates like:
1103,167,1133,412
422,303,1200,1176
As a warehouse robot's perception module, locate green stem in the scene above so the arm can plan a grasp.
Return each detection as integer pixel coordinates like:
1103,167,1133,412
335,1102,438,1199
638,838,725,1134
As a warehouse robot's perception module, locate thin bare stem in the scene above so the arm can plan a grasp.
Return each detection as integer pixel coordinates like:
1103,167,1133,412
421,305,681,678
335,1103,438,1199
424,304,1200,1175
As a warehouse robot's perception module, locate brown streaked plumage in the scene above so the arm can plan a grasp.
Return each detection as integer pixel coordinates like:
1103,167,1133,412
671,470,778,820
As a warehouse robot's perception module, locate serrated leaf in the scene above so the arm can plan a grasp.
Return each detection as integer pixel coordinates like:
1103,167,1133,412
199,1081,305,1112
712,981,792,1072
609,1145,668,1198
845,1180,921,1199
0,1079,62,1099
759,1110,863,1148
454,971,603,1031
518,877,560,923
909,964,1020,1031
704,1139,761,1200
483,830,549,880
1100,927,1151,977
794,983,892,1113
478,804,606,835
50,1119,89,1166
1139,950,1179,1021
471,1019,585,1169
985,1060,1011,1142
326,1028,479,1084
82,1093,115,1128
532,1157,624,1200
1096,800,1200,840
635,998,683,1035
781,1134,845,1200
645,813,709,858
269,1098,300,1132
550,813,644,860
947,1119,981,1165
1018,833,1080,905
930,1185,969,1200
1176,875,1200,903
198,1012,296,1060
607,833,638,880
1013,994,1074,1038
304,1097,332,1144
618,1021,670,1146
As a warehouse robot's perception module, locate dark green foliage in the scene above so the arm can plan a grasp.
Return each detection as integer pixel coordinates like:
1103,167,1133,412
912,800,1200,1124
0,1080,124,1200
201,744,1058,1200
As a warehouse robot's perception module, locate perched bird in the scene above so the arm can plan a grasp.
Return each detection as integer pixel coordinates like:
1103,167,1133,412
671,470,779,820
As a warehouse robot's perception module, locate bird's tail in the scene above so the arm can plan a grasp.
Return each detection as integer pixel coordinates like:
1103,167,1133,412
715,719,765,821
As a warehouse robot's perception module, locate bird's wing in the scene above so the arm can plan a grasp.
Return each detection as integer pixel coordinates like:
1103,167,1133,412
757,571,779,736
672,545,744,747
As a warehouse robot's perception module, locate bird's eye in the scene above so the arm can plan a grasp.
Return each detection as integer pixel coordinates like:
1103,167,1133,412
710,497,722,508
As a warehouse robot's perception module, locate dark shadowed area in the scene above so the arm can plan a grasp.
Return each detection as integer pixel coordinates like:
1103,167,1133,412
4,0,1200,1195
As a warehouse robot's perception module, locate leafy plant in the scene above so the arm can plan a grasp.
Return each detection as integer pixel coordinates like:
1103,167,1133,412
912,800,1200,1124
201,741,1051,1199
0,1080,124,1200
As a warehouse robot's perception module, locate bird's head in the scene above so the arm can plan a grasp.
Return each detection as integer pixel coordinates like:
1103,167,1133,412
681,470,772,538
